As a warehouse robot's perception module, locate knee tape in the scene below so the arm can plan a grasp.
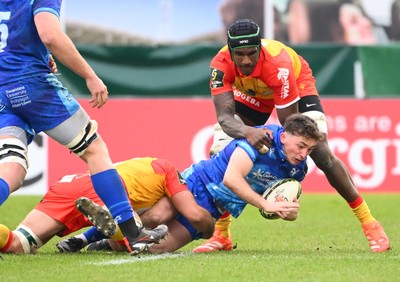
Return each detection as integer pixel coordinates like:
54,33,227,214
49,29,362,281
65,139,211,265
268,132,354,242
210,123,233,156
210,114,243,156
302,111,328,134
66,120,99,157
0,138,29,171
12,224,43,254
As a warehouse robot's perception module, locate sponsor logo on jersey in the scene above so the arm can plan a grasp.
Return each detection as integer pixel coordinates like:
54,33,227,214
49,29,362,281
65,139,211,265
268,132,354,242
0,100,5,112
210,68,224,89
277,68,289,99
246,89,256,96
233,88,261,108
289,168,300,177
177,171,186,185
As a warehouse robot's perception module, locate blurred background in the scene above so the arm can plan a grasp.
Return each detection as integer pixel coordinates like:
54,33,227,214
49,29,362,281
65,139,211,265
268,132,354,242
64,0,400,45
59,0,400,97
20,0,400,195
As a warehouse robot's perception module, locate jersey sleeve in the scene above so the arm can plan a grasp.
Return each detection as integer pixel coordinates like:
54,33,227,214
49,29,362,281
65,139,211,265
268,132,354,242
209,50,236,96
33,0,62,17
262,54,300,108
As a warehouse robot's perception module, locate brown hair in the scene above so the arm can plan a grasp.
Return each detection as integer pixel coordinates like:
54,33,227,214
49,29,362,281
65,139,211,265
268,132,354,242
283,113,323,142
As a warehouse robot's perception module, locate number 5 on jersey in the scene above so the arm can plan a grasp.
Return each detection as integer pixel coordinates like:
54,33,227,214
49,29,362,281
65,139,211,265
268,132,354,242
0,11,11,53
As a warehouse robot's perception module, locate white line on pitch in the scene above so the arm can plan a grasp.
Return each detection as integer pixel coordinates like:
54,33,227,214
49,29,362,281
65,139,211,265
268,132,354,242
87,252,190,265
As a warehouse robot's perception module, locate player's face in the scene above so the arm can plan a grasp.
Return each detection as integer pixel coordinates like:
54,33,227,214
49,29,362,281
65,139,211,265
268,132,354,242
280,132,317,165
232,47,259,76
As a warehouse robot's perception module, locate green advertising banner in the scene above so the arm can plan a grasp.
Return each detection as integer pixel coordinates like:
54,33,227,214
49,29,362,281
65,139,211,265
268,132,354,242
357,44,400,97
56,44,399,98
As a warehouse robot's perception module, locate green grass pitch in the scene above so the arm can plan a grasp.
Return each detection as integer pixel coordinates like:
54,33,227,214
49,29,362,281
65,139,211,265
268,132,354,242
1,194,399,282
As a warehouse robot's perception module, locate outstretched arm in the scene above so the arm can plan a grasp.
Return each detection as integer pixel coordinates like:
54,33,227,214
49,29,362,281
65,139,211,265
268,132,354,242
223,147,299,214
213,92,272,151
34,12,108,109
140,195,215,239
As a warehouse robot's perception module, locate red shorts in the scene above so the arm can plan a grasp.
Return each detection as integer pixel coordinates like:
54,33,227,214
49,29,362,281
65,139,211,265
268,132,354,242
35,173,103,237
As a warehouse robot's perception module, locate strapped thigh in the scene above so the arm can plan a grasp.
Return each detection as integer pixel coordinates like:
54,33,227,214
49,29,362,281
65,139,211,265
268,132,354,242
0,137,29,171
45,107,99,157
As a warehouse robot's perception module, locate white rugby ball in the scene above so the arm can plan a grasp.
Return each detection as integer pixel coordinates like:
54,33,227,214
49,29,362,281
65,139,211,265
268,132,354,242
259,178,302,220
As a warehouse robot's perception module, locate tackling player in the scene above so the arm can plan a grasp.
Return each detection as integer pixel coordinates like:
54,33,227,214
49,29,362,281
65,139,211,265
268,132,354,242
194,18,389,253
0,157,215,255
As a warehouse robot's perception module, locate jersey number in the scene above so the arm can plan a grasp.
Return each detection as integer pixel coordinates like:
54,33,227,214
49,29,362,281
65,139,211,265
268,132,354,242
0,12,11,53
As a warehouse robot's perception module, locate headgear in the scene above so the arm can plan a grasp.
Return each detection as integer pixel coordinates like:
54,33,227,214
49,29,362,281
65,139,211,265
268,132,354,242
227,19,261,50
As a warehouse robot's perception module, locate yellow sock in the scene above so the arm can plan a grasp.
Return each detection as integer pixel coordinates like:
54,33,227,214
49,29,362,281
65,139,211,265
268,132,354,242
352,201,375,225
0,224,11,250
110,226,124,241
215,215,232,239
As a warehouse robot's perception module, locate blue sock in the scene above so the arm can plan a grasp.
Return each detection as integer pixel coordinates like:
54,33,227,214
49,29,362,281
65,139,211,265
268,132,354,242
83,227,107,243
91,169,134,224
0,178,10,206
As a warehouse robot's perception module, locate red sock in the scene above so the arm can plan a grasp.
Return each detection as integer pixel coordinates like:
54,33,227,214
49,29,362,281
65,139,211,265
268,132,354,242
219,211,230,219
348,195,363,209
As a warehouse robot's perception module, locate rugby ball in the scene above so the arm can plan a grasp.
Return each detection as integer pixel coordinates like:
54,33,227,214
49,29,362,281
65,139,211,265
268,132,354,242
259,178,302,220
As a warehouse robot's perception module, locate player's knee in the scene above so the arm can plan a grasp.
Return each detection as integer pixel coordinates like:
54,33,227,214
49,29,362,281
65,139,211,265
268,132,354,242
302,111,328,134
65,120,99,157
140,211,163,228
0,138,29,171
311,146,335,171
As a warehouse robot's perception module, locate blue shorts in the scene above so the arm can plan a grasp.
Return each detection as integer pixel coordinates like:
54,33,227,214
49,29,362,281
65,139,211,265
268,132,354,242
178,168,224,239
175,214,203,240
0,74,80,144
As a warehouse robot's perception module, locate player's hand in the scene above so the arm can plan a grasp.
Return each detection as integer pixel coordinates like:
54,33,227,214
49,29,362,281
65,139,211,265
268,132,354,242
261,200,299,215
275,198,299,221
244,127,273,153
48,54,58,73
86,76,108,109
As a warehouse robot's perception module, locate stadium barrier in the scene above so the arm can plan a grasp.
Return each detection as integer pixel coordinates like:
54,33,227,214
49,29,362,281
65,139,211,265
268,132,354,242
17,98,400,195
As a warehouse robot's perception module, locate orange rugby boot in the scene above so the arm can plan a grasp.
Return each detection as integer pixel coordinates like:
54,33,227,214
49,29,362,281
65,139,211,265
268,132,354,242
193,229,235,253
362,220,390,253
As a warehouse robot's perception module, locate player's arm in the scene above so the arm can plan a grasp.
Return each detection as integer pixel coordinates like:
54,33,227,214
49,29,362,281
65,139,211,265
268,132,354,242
170,191,215,239
213,92,272,151
276,103,299,125
139,184,215,238
223,147,299,213
34,11,107,109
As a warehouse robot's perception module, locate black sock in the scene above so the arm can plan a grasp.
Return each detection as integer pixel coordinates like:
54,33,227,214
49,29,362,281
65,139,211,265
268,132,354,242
118,218,141,239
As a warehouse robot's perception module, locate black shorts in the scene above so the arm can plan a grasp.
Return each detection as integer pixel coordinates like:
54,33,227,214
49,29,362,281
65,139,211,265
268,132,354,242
298,95,324,114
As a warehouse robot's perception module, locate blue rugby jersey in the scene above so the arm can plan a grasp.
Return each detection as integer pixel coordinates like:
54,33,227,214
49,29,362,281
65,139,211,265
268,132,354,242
182,124,308,218
0,0,61,85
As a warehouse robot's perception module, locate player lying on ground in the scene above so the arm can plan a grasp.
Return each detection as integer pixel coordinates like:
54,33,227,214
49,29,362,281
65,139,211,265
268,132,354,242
61,113,322,253
0,157,216,255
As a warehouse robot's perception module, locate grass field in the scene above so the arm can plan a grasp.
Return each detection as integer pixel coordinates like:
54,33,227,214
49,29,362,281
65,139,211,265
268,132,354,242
0,194,398,282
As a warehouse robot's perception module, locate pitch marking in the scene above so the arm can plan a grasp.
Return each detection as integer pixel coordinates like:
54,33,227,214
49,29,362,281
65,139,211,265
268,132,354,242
87,252,190,265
